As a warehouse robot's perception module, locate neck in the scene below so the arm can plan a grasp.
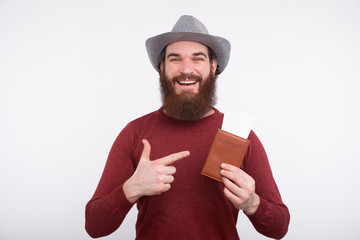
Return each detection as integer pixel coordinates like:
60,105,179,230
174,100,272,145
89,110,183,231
201,108,215,118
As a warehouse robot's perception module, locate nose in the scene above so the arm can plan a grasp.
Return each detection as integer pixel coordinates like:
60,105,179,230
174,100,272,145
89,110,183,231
179,60,194,75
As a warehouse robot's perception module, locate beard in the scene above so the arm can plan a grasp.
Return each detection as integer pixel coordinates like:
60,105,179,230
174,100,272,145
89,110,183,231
159,69,217,121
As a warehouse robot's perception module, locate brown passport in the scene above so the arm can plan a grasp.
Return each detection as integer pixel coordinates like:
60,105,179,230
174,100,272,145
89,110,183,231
201,129,250,182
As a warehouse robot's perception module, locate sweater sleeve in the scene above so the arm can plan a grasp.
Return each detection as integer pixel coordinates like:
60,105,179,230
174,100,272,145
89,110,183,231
243,131,290,239
85,123,138,238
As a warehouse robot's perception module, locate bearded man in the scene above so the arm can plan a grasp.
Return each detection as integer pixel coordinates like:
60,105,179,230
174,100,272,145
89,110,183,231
85,15,290,240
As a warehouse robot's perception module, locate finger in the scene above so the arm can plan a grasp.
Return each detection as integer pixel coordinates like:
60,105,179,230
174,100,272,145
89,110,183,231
157,183,171,194
221,164,252,184
222,177,243,197
220,169,247,187
163,166,176,175
159,150,190,166
221,163,241,173
223,186,245,209
224,186,242,204
164,175,175,184
140,139,151,162
223,176,254,201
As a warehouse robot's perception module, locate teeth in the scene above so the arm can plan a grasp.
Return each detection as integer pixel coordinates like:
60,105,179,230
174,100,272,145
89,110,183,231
179,80,196,85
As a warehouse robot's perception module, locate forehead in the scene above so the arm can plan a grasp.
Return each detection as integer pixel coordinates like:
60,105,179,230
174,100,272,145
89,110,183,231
165,41,209,56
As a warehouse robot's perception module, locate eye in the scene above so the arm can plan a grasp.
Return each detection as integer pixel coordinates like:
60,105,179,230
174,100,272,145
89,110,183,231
169,58,180,62
194,57,204,62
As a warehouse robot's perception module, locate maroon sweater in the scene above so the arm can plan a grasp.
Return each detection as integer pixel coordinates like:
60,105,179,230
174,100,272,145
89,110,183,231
85,108,290,239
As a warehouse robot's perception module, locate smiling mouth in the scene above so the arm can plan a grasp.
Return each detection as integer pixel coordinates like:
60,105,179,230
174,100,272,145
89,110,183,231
177,80,198,85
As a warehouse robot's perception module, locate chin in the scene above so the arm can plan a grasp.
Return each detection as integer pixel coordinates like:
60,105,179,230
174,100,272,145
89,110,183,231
177,91,198,99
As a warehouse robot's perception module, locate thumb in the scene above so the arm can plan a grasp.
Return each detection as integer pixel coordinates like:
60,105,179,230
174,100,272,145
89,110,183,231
139,139,151,163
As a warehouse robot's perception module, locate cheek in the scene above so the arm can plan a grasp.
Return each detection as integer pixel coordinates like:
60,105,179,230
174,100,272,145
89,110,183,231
199,68,211,79
164,64,179,77
195,64,211,75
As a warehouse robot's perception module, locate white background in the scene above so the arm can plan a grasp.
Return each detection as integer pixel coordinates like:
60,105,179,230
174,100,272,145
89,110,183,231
1,0,359,239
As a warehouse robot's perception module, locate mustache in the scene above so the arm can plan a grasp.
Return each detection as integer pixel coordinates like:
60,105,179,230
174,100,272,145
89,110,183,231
172,73,202,83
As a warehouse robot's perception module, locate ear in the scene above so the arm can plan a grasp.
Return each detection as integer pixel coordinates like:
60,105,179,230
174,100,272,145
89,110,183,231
211,59,217,75
160,61,164,72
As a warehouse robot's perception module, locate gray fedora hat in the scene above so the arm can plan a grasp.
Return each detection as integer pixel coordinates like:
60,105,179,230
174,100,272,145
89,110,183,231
145,15,231,74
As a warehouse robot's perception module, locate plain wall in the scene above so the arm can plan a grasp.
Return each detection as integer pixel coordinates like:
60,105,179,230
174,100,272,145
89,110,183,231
1,0,359,239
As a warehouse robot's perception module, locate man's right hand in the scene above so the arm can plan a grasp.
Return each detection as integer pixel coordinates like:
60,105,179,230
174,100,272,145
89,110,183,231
123,139,190,203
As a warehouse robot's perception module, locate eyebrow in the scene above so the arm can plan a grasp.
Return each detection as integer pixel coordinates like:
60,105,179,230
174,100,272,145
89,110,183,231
193,52,208,58
166,52,208,59
167,53,181,59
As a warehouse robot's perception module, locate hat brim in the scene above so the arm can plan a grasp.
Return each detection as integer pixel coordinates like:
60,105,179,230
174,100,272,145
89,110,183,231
145,32,231,74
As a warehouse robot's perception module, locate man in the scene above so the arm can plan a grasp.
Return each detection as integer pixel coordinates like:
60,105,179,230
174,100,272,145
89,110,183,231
85,15,290,239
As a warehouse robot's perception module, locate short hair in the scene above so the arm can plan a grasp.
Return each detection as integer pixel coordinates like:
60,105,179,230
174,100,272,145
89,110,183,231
159,45,220,76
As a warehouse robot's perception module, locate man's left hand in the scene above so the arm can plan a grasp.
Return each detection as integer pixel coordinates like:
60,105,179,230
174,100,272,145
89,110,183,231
220,163,260,215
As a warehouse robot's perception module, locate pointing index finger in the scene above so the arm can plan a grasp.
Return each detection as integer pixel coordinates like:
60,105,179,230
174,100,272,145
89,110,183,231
160,151,190,166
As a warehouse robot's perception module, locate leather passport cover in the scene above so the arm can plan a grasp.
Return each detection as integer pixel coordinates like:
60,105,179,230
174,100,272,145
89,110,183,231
201,129,250,182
